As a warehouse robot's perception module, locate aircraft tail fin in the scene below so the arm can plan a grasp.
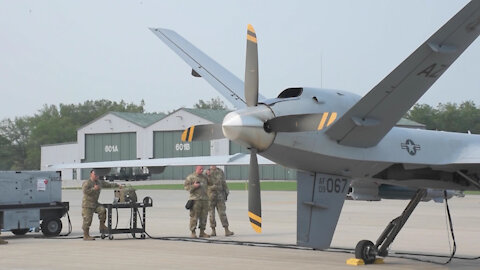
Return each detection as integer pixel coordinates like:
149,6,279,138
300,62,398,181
297,171,351,249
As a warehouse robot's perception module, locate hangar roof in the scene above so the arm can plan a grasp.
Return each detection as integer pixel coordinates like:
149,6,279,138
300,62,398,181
181,108,230,123
110,112,166,127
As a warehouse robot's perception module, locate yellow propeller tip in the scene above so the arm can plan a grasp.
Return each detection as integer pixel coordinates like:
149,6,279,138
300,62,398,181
247,24,255,33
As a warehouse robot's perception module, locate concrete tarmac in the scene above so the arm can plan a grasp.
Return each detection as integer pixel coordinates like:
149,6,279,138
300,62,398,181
1,183,479,269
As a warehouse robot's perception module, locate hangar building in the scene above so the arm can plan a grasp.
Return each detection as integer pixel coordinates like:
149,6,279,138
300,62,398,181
41,109,296,180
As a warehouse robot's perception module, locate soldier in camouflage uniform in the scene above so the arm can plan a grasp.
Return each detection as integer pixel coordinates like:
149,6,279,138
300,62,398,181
207,165,234,237
0,230,7,245
184,165,211,238
82,169,120,241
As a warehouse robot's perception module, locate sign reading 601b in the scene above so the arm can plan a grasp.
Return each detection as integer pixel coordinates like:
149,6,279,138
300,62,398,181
175,143,190,151
317,177,348,193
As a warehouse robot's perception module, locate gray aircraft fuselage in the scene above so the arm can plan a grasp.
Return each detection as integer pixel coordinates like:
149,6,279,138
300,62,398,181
241,87,480,191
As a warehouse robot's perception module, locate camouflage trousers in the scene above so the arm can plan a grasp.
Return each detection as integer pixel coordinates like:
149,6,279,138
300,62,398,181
209,199,229,228
189,200,209,231
82,205,106,231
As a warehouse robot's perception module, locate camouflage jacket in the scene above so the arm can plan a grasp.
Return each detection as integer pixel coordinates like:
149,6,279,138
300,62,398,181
208,168,229,201
82,179,119,208
184,173,210,201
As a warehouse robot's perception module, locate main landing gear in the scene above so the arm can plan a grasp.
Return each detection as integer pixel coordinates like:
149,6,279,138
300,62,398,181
354,188,427,264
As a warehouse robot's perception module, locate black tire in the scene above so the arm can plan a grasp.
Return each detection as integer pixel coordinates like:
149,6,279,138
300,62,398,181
355,240,376,264
11,228,29,235
41,218,62,237
108,235,114,240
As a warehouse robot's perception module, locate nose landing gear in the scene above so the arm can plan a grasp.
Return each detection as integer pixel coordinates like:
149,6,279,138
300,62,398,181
354,189,427,264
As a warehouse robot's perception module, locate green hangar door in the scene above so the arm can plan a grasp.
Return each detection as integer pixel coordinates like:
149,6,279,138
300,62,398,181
82,133,137,178
153,131,210,180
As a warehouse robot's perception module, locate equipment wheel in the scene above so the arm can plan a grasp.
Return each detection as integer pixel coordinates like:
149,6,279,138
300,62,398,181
108,234,114,240
141,233,146,239
41,218,62,237
355,240,376,264
11,228,29,235
101,234,106,239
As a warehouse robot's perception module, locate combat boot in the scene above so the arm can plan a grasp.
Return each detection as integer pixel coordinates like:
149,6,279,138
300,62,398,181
0,237,7,245
210,228,216,236
99,223,108,234
83,229,95,241
224,227,234,236
199,229,210,238
190,229,197,238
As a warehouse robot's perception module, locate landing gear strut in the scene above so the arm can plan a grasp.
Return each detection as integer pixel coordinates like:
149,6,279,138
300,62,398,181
355,188,427,264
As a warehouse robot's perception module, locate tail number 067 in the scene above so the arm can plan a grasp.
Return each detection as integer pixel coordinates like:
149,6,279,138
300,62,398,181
318,178,348,193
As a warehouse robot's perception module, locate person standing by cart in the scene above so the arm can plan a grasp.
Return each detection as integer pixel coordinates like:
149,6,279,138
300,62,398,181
184,165,211,238
82,169,120,241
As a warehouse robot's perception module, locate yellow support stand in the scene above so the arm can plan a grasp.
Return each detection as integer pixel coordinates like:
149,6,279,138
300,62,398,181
346,258,384,266
346,258,364,266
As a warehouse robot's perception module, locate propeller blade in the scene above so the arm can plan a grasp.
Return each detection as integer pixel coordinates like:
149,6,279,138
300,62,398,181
248,149,262,233
181,124,224,142
264,112,337,133
244,24,259,107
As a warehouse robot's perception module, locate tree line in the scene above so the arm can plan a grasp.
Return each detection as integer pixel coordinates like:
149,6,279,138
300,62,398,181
0,99,477,170
0,100,145,170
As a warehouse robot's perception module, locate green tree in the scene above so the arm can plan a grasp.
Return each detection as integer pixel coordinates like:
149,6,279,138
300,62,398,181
406,101,480,134
0,134,13,170
193,97,229,110
0,117,32,169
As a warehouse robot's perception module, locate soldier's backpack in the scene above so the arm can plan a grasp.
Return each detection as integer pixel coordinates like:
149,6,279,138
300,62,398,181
114,185,137,203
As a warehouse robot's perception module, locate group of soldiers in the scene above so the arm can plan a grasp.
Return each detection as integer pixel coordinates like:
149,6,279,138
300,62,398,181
0,166,233,243
184,165,234,238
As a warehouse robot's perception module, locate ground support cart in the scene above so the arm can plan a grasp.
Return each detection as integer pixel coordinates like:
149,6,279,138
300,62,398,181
101,197,153,240
0,202,69,236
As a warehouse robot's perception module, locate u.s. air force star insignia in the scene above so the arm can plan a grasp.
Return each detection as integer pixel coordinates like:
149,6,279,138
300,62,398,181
401,139,421,156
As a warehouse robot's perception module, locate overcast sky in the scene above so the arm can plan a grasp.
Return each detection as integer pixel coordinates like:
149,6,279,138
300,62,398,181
1,0,478,120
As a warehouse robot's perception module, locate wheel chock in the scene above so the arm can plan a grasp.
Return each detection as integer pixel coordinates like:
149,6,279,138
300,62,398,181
346,258,384,266
346,258,364,265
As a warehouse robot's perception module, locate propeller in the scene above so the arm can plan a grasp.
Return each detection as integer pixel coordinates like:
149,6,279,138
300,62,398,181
181,24,275,233
181,123,224,142
244,24,262,233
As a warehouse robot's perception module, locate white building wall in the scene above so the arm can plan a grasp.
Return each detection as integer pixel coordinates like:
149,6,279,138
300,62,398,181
41,143,78,180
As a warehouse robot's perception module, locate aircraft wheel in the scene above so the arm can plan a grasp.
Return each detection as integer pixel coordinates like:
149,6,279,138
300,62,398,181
355,240,376,264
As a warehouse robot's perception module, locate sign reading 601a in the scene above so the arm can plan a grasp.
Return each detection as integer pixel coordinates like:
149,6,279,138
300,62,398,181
104,145,119,152
317,177,348,193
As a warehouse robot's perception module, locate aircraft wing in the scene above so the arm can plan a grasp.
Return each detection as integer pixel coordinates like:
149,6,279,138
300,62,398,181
47,153,275,170
150,28,266,109
326,1,480,147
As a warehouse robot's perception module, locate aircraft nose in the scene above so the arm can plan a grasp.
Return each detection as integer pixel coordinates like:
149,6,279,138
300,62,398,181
222,105,275,151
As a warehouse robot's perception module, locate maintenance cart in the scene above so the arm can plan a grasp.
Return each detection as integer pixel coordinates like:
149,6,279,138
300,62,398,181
0,171,69,236
101,196,153,240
